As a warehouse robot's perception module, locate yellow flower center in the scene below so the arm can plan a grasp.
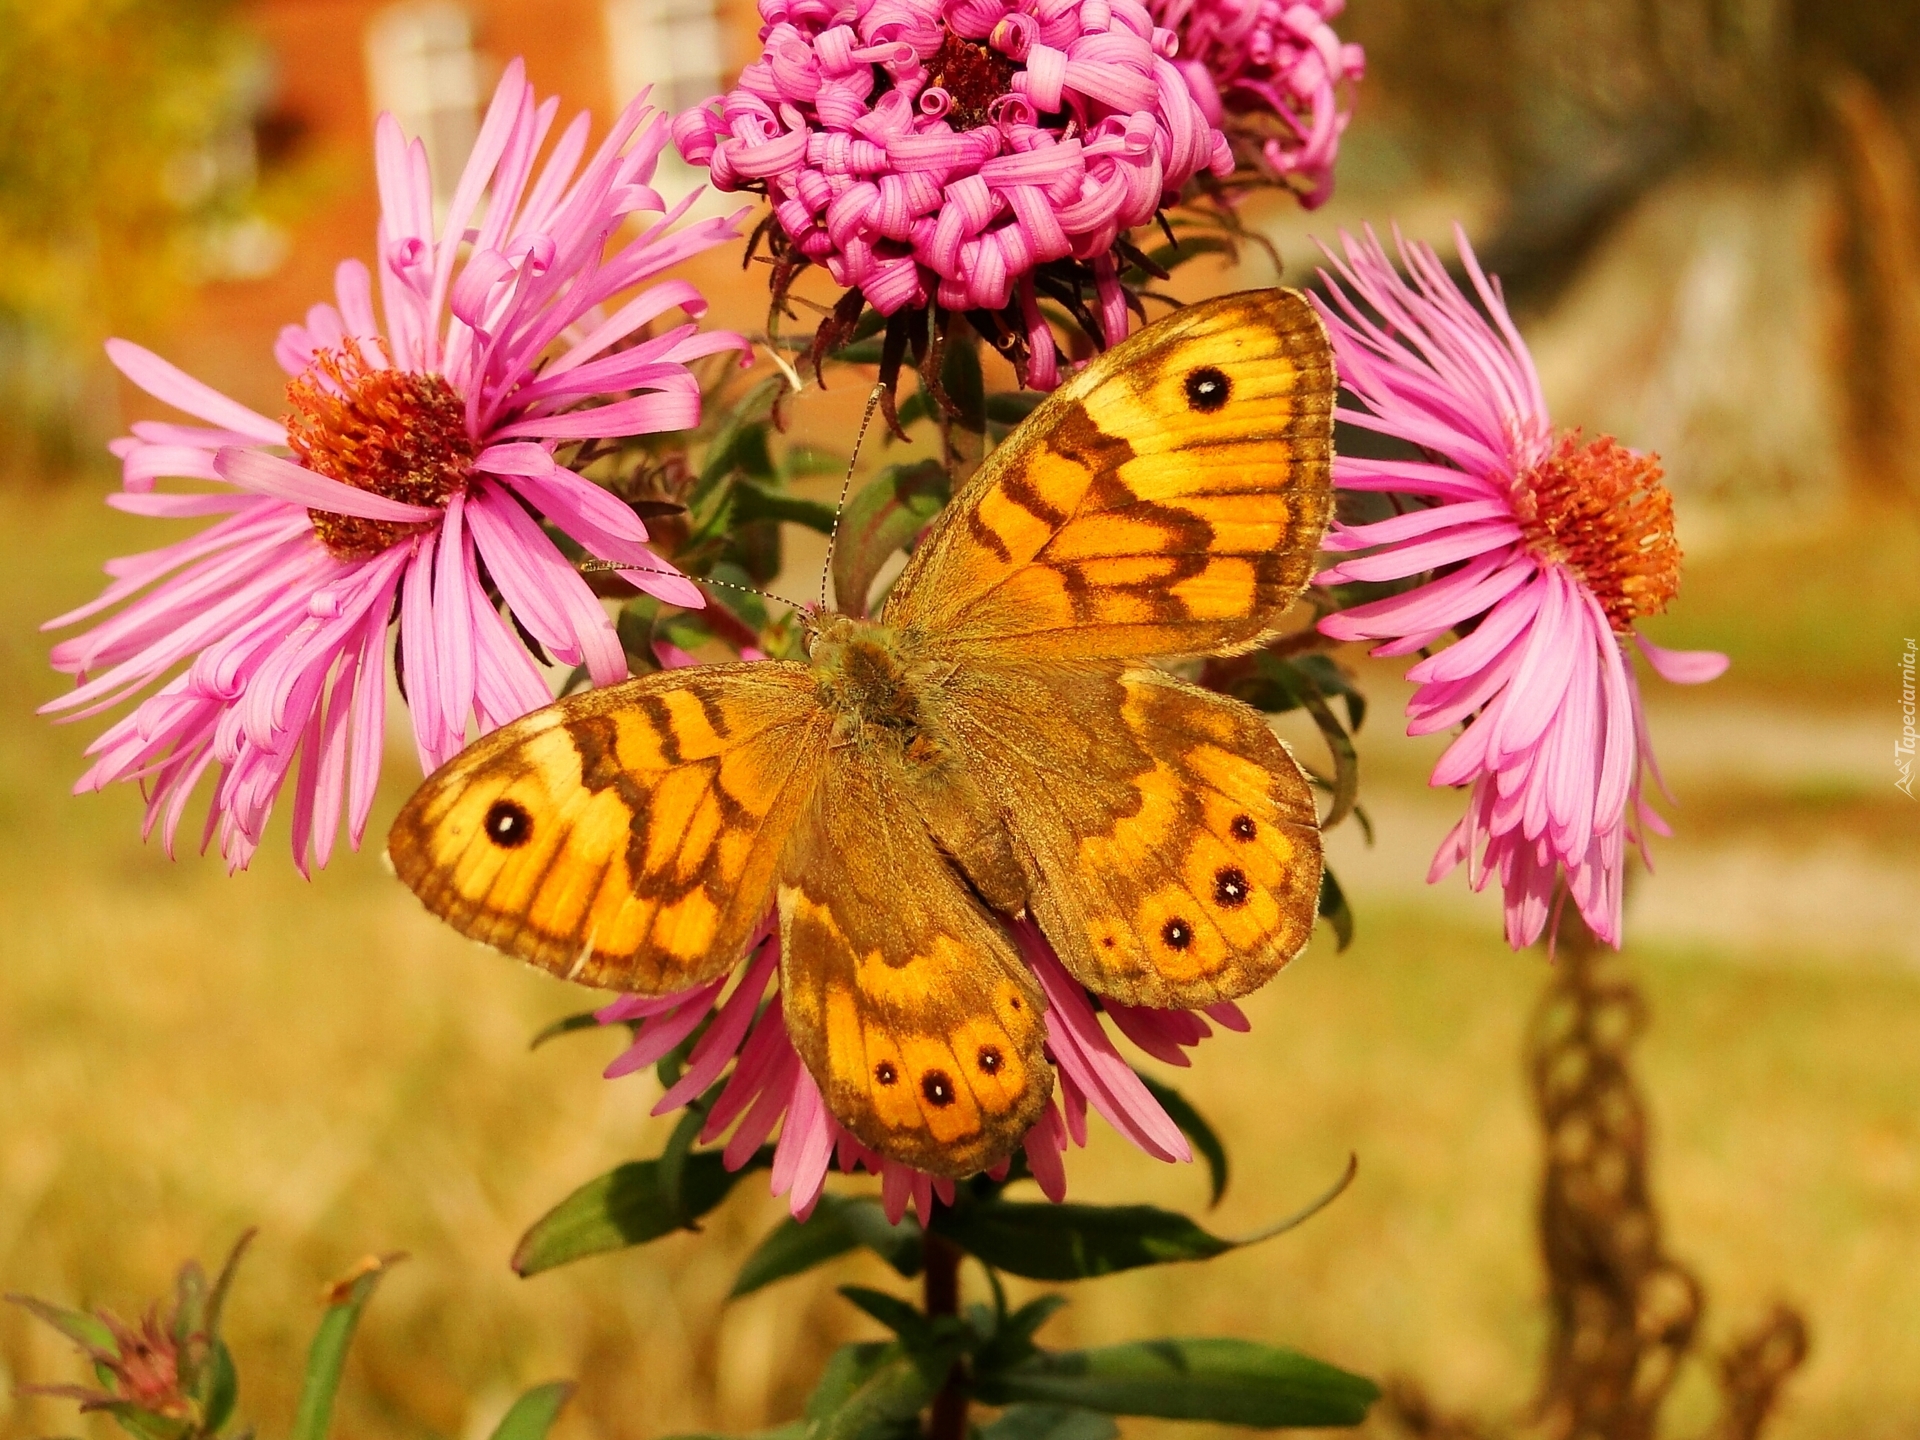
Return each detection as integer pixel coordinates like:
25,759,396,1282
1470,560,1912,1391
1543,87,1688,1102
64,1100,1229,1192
285,346,475,560
1514,432,1681,633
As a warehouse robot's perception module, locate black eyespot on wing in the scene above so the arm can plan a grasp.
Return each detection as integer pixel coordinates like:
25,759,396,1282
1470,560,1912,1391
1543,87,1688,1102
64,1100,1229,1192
1185,366,1231,413
1162,917,1193,950
484,799,533,848
922,1070,955,1107
1214,866,1250,908
875,1061,898,1086
977,1045,1003,1075
1230,813,1257,841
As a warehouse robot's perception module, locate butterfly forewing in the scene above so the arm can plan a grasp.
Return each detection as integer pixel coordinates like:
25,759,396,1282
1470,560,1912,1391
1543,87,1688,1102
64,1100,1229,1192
778,743,1052,1178
883,289,1334,660
388,663,829,991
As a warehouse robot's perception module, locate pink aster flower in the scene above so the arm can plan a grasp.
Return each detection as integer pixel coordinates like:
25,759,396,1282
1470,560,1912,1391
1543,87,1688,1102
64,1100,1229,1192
42,60,749,873
672,0,1233,385
1151,0,1362,207
1312,227,1728,949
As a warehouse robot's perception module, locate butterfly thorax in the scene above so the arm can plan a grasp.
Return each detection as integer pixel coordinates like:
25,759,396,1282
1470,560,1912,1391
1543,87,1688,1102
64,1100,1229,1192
808,615,935,749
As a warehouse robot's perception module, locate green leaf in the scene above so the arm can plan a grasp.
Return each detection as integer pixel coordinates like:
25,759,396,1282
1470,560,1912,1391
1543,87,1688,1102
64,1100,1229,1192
528,1011,611,1050
980,1339,1378,1428
939,333,986,436
933,1203,1237,1280
976,1405,1117,1440
1318,867,1353,952
513,1150,764,1276
836,1287,929,1342
1139,234,1239,275
1135,1076,1229,1206
96,1402,193,1440
732,483,839,534
488,1381,576,1440
731,1196,923,1299
803,1341,937,1440
694,379,784,505
7,1294,116,1353
984,392,1045,427
289,1253,403,1440
829,460,949,616
937,1159,1357,1283
199,1340,239,1434
973,1295,1068,1377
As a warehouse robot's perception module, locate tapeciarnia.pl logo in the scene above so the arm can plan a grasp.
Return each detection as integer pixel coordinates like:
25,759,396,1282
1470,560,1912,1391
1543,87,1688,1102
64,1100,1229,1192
1899,638,1916,799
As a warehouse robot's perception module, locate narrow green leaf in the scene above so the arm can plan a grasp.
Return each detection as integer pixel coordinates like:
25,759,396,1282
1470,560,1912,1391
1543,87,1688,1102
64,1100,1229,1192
732,483,839,534
1318,867,1354,952
199,1340,239,1434
512,1150,765,1276
488,1381,576,1440
200,1230,255,1350
939,334,986,436
976,1404,1117,1440
933,1203,1233,1280
937,1158,1355,1283
981,1339,1378,1428
829,460,949,616
289,1253,403,1440
803,1342,935,1440
731,1196,922,1299
95,1402,193,1440
984,392,1045,426
836,1287,927,1341
1135,1076,1229,1206
6,1294,116,1354
528,1011,610,1050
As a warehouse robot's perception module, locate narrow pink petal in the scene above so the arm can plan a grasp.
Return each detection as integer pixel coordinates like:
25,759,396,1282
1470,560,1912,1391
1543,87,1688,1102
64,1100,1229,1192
1635,633,1730,685
655,935,780,1113
215,448,438,523
105,340,286,443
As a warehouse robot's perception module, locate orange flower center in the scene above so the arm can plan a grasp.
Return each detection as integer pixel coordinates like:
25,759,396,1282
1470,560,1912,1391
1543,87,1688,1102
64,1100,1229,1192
1513,432,1681,633
285,345,474,560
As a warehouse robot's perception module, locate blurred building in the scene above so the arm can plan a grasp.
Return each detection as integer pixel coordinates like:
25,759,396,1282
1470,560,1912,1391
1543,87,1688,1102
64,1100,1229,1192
160,0,751,418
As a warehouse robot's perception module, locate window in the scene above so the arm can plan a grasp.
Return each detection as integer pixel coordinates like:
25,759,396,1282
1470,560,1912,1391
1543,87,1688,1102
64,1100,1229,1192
605,0,725,117
365,2,483,208
606,0,729,210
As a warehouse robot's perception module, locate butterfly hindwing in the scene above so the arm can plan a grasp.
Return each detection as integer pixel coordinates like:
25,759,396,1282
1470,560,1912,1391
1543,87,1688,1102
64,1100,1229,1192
883,289,1334,659
389,662,829,991
778,741,1052,1178
926,658,1322,1008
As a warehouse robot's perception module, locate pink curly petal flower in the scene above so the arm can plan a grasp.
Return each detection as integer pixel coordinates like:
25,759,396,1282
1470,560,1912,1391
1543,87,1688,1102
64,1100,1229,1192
42,60,750,874
672,0,1232,377
1151,0,1362,206
600,920,1232,1219
1312,226,1728,950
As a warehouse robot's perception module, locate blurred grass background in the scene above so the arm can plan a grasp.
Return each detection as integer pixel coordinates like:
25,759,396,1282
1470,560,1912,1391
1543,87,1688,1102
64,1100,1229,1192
3,1,1920,1439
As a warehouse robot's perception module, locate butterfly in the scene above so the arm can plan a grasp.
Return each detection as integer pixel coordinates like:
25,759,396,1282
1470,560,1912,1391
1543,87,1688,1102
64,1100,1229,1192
389,288,1335,1178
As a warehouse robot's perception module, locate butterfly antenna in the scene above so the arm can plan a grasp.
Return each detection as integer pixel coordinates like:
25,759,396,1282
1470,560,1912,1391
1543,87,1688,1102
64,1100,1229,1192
820,382,888,611
580,560,810,614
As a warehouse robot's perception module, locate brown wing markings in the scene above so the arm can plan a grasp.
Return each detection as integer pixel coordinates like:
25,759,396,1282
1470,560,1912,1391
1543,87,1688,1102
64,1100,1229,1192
778,745,1052,1176
964,502,1013,564
389,662,827,992
884,289,1335,659
925,660,1319,1008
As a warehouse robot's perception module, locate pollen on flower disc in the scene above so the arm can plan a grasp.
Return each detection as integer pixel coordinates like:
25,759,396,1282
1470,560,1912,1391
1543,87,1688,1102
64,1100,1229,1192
1515,432,1681,631
286,346,476,559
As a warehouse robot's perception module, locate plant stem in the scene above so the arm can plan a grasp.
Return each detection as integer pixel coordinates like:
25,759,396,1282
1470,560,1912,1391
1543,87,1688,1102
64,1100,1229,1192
923,1229,968,1440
